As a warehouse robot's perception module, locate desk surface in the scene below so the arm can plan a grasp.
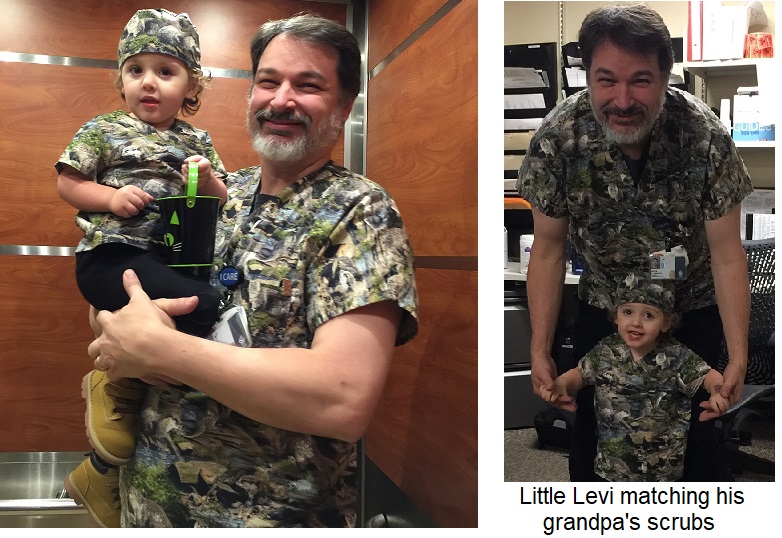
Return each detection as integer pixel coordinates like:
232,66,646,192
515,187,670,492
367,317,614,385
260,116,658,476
504,261,581,285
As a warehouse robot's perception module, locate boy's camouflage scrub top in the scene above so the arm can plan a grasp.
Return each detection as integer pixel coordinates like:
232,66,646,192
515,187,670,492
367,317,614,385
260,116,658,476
517,87,753,312
120,161,419,528
56,110,227,252
579,333,712,482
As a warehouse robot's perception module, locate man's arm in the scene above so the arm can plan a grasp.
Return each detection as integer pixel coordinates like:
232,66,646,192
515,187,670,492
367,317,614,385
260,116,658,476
90,270,401,442
526,208,569,401
704,204,749,405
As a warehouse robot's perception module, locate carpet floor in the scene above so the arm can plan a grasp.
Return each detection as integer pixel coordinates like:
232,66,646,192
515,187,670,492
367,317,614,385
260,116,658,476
505,404,774,482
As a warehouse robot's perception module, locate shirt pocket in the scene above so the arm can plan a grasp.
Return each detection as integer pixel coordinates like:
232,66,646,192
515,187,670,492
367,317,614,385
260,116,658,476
234,233,306,340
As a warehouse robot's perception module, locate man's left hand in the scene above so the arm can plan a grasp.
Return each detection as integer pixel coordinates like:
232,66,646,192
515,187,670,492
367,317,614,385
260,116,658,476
719,361,746,407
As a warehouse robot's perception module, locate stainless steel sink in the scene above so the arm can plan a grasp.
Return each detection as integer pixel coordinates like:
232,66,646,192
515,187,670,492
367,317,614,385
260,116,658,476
0,452,94,528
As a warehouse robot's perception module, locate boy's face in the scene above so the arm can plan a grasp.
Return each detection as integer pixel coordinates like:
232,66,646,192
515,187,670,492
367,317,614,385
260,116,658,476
614,302,671,357
120,52,194,131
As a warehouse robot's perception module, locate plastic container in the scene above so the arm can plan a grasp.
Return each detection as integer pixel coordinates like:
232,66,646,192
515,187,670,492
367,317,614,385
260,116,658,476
519,234,534,273
504,227,508,269
157,162,220,267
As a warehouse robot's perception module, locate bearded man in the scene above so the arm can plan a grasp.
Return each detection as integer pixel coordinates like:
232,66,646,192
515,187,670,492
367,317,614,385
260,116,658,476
86,13,418,526
517,3,751,482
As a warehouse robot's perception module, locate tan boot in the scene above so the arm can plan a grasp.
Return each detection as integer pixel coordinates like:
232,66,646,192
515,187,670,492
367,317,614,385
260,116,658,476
83,370,145,465
64,456,121,528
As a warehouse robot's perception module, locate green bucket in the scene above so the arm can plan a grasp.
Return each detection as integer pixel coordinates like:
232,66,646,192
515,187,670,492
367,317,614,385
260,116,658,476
157,162,220,267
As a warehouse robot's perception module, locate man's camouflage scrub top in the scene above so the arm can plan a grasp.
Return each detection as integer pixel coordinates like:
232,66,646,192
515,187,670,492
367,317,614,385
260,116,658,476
120,161,419,528
517,87,753,312
580,333,712,481
56,110,227,253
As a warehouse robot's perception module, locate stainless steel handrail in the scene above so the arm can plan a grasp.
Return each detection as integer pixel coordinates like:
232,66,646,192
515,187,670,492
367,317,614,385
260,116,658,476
0,498,85,515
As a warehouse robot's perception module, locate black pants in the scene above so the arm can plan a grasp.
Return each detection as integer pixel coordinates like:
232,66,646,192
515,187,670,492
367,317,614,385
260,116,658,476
76,243,221,337
568,300,733,481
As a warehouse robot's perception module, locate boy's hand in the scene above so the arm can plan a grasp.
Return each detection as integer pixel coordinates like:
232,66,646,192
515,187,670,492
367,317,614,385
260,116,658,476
110,185,154,217
540,378,576,411
698,393,731,422
182,155,215,192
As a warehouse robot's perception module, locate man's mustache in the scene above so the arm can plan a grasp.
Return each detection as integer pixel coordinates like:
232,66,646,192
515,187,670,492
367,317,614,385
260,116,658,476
601,104,646,117
254,109,312,128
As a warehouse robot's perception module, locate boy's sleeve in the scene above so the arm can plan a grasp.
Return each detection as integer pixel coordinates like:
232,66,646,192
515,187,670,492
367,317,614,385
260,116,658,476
677,346,713,397
577,343,602,386
55,119,106,179
202,132,228,179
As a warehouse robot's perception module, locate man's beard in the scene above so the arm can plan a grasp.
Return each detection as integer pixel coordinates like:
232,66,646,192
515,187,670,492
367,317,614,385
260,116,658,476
591,88,666,146
247,107,345,164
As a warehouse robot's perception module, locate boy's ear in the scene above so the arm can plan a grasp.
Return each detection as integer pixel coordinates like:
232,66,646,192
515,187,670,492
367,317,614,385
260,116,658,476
186,79,199,99
183,73,202,99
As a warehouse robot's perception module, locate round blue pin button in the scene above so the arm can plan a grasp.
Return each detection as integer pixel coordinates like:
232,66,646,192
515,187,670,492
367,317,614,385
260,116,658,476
218,266,243,289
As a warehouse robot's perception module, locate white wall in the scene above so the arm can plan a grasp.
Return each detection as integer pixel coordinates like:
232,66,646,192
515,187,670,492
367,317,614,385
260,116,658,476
505,1,775,44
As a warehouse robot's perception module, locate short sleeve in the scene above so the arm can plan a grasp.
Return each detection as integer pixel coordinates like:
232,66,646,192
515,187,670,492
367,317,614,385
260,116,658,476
578,344,602,386
306,189,419,346
201,133,228,180
516,124,569,218
55,118,108,179
677,346,712,397
702,131,754,221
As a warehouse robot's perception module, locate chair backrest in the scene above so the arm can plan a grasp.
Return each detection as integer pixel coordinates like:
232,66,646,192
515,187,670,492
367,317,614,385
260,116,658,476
745,238,775,344
738,238,774,384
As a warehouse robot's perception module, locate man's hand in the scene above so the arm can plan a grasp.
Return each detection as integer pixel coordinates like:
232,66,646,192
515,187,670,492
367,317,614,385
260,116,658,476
531,355,575,411
88,269,198,381
719,361,746,407
539,377,577,412
698,391,731,422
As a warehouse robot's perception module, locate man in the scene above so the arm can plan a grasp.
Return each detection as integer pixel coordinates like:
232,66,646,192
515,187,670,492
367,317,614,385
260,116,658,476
517,3,751,481
87,14,418,526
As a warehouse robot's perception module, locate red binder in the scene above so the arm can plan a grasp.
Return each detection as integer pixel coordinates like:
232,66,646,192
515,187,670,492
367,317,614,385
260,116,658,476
687,1,702,62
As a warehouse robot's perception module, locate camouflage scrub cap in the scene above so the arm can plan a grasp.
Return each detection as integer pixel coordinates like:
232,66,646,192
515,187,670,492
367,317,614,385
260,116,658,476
118,8,201,71
615,273,675,314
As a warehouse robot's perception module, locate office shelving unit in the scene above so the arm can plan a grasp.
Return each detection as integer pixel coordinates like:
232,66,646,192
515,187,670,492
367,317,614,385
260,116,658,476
683,58,775,156
503,42,558,196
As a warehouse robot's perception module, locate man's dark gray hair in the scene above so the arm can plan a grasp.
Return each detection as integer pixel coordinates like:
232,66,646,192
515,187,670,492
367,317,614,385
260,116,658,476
578,3,674,79
250,13,361,103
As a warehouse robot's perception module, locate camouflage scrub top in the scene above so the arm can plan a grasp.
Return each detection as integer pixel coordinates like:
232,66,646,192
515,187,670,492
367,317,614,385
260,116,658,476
120,161,419,528
517,87,753,312
579,333,712,481
56,110,227,252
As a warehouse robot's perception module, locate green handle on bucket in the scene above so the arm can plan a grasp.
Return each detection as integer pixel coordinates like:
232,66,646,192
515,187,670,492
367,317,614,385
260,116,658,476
186,162,198,208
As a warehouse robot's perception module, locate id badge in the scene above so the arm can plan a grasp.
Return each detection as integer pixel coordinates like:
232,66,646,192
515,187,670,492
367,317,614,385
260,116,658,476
650,246,688,281
207,303,251,347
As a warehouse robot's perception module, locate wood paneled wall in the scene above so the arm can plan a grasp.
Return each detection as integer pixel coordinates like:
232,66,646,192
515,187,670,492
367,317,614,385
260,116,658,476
365,0,478,528
0,0,345,451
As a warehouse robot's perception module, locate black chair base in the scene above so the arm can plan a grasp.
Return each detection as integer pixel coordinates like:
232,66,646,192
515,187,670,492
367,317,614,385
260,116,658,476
723,445,775,476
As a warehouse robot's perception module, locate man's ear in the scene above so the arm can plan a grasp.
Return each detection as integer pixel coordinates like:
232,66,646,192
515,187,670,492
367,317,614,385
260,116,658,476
339,98,355,122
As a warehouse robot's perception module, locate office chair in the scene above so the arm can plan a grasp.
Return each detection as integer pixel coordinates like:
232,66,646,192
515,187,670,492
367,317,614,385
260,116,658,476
715,237,775,476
